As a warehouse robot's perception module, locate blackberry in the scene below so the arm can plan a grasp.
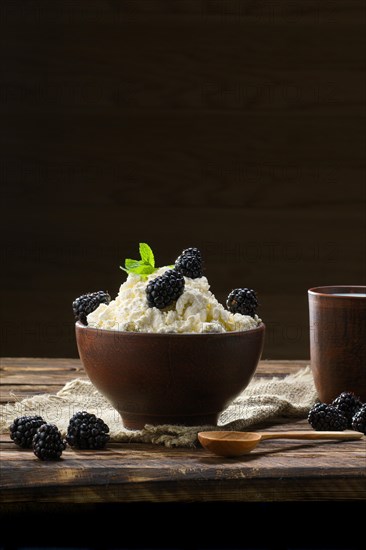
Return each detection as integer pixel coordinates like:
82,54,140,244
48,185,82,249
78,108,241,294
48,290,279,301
33,424,66,460
352,404,366,434
226,288,258,318
9,415,46,448
66,411,110,450
146,269,185,309
179,247,202,261
308,403,348,431
175,248,203,279
73,291,111,325
332,392,362,427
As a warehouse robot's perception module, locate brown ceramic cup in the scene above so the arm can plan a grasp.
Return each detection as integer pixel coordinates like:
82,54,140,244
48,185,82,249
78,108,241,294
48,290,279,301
75,322,265,429
308,286,366,402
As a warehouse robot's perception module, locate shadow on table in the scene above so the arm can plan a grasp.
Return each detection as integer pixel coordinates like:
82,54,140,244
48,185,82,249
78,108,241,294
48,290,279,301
197,439,342,464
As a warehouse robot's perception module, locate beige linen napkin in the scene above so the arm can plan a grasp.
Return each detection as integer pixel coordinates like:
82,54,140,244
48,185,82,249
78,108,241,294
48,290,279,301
0,367,317,447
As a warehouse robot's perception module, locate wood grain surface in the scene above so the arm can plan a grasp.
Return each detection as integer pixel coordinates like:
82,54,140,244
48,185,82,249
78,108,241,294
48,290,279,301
1,357,365,504
1,0,365,359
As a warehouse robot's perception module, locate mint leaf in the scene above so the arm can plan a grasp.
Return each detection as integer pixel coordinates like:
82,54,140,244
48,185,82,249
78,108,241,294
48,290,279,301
133,264,155,275
139,243,155,267
120,261,155,276
120,243,157,278
125,259,142,270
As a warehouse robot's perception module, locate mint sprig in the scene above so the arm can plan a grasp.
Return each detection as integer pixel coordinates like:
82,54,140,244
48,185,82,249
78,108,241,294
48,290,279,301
139,242,154,266
120,243,157,278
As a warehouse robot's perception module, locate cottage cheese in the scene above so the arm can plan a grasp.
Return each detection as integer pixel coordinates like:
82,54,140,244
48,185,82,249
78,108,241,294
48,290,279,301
87,267,260,333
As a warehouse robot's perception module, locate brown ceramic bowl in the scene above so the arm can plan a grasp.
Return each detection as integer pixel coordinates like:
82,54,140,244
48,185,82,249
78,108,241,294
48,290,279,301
75,322,265,429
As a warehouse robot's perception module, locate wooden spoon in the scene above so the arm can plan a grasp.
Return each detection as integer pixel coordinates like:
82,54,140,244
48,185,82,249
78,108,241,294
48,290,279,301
198,430,363,457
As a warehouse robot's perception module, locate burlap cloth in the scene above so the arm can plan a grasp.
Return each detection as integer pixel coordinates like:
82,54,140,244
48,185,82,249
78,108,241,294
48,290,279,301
0,367,317,447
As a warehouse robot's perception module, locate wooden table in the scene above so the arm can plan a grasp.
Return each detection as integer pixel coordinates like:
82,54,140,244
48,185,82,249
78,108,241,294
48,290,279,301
1,358,365,506
1,358,365,549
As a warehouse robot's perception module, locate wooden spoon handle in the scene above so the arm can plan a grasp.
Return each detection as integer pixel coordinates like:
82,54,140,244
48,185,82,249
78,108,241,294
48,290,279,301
259,430,363,440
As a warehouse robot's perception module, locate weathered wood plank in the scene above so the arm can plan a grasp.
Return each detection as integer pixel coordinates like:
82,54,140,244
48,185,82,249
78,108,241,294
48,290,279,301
0,385,69,404
0,360,307,390
1,359,365,503
1,478,364,503
0,371,85,385
1,437,365,503
0,357,307,371
1,437,365,469
0,357,81,369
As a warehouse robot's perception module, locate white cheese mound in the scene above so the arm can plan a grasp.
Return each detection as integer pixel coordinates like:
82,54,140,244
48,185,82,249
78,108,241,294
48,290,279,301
87,267,260,334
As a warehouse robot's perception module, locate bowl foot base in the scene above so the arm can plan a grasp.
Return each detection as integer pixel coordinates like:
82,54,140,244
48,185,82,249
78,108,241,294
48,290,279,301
120,412,219,430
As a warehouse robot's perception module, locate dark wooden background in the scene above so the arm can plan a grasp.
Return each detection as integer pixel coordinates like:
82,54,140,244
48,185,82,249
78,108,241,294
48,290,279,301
1,0,365,359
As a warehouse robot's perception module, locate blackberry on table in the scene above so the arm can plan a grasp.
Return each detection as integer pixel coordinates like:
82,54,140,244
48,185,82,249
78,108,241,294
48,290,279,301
9,415,46,448
73,291,111,325
66,411,110,450
146,269,185,309
175,248,203,279
308,403,348,431
33,424,66,460
226,288,258,318
352,404,366,434
332,392,362,427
